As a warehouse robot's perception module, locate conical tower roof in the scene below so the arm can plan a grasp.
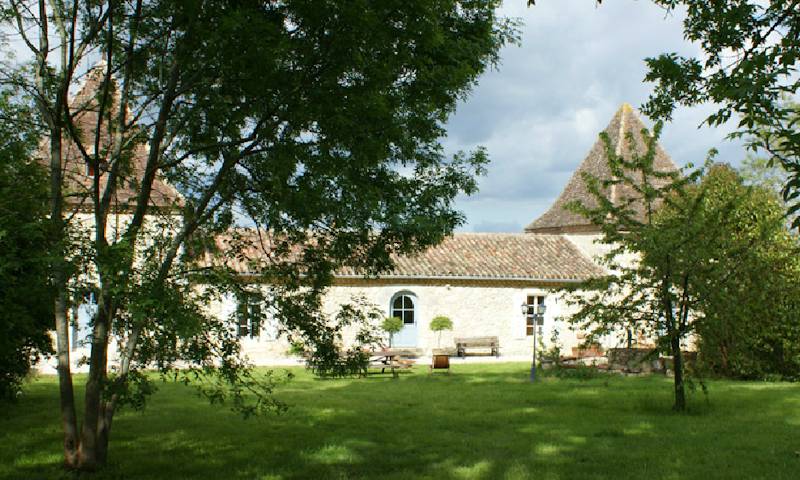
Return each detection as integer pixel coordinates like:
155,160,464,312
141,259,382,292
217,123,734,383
525,103,679,234
37,63,183,209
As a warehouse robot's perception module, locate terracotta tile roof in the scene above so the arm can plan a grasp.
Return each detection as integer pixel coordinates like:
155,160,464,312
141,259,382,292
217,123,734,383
38,64,183,211
343,233,603,281
200,231,604,282
525,103,679,234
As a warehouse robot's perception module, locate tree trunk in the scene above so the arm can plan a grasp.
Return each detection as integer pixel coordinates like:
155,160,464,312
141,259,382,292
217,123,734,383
671,332,686,412
54,283,80,467
77,292,112,470
49,129,80,468
662,270,686,413
96,398,118,464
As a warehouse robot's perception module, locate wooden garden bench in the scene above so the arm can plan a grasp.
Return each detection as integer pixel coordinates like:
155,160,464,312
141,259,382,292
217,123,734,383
455,336,499,358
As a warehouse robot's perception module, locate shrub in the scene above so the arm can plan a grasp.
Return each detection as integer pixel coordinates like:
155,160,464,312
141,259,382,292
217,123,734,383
538,327,562,367
429,316,453,347
382,316,403,347
286,341,306,357
307,348,369,378
304,296,382,378
548,364,605,380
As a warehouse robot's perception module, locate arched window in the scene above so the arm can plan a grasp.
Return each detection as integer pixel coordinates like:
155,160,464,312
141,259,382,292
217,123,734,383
390,292,416,326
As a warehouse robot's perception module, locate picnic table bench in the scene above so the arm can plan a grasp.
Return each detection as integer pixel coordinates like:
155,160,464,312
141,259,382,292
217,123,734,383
367,349,415,378
455,336,499,358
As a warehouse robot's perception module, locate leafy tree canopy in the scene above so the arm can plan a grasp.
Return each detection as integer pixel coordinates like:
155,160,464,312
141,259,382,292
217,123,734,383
567,121,704,411
642,0,800,227
430,316,454,332
1,0,515,470
382,317,404,335
691,164,800,380
0,87,52,400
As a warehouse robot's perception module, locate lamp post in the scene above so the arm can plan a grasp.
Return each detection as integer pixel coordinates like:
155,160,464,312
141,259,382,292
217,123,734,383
521,301,546,382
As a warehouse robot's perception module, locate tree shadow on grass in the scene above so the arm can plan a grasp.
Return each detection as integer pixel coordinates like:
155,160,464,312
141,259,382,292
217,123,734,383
3,367,799,479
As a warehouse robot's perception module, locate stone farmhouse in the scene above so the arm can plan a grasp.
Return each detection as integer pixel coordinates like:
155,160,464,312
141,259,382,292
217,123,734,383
53,69,678,369
202,103,679,364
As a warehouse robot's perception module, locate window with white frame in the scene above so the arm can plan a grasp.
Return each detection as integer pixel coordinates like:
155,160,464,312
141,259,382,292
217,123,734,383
235,291,280,340
525,295,546,336
236,292,263,339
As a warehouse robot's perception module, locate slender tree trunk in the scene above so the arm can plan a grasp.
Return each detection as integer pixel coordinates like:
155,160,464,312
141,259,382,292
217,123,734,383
52,244,81,464
720,343,729,374
662,267,686,412
50,132,80,467
671,330,686,411
30,0,81,468
77,288,112,470
54,285,79,467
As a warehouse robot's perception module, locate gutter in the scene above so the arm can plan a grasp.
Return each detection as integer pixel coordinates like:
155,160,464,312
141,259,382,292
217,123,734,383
335,274,586,284
230,272,588,284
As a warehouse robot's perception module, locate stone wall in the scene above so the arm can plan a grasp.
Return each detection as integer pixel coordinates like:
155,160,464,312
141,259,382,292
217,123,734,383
221,279,628,365
607,348,662,373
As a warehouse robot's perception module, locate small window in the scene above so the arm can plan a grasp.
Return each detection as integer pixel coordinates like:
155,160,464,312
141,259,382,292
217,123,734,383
390,293,416,325
236,292,263,339
525,295,546,336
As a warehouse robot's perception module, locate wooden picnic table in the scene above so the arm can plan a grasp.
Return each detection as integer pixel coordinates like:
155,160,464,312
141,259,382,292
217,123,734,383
366,349,414,377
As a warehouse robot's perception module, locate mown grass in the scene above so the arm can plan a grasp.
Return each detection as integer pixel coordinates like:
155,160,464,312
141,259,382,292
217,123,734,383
1,363,798,479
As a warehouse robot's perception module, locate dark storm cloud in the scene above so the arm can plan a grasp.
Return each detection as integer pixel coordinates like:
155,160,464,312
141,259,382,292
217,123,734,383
447,1,747,233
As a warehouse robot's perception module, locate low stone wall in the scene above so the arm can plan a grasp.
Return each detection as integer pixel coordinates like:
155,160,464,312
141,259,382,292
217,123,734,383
607,348,663,373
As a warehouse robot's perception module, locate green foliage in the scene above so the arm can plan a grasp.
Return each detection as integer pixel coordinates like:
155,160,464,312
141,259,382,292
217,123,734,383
307,350,370,380
565,121,702,411
305,296,383,378
0,88,51,401
430,315,453,348
738,121,799,228
740,154,790,198
287,341,307,357
3,0,516,466
543,364,605,381
688,165,800,381
538,328,604,380
538,327,563,367
381,316,404,335
642,0,800,228
568,119,800,408
380,316,404,348
115,256,292,417
429,316,453,332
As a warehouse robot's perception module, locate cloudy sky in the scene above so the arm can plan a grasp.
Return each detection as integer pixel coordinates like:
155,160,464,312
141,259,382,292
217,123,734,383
445,1,748,233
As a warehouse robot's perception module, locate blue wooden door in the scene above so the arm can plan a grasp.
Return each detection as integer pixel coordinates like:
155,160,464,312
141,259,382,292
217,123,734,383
390,293,417,347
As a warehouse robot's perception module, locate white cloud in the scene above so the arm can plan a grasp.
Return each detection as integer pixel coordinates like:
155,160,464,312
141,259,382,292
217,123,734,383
447,0,748,232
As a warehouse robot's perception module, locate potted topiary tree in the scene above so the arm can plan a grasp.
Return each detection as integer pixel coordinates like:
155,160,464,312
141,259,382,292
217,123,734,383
429,315,453,373
430,315,453,348
381,316,403,348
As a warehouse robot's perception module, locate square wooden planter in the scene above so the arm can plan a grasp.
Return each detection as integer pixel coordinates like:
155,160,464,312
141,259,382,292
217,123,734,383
430,350,451,374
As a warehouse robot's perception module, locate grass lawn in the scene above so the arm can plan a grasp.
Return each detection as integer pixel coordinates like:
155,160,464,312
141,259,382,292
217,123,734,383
1,363,798,480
